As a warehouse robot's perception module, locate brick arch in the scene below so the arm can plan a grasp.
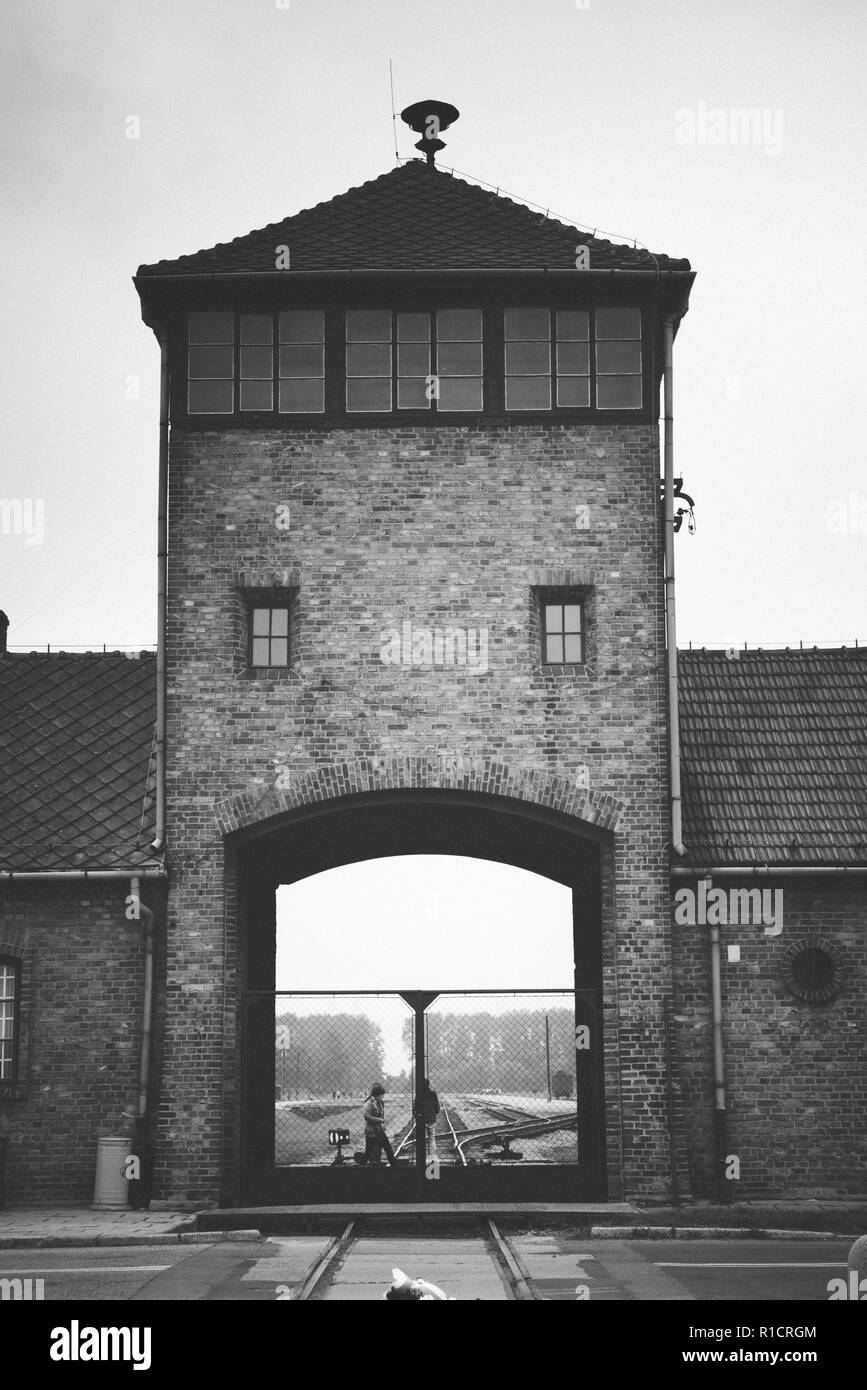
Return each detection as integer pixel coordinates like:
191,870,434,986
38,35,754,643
214,755,624,837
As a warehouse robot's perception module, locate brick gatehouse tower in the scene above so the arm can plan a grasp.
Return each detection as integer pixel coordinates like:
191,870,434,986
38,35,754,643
132,102,694,1207
30,98,848,1212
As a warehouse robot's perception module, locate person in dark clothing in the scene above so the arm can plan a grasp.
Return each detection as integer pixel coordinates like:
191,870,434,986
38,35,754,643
358,1083,397,1167
414,1077,440,1144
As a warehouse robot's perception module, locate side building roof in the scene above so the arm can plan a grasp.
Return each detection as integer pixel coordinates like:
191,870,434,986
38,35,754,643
678,647,867,867
0,652,160,874
1,647,863,874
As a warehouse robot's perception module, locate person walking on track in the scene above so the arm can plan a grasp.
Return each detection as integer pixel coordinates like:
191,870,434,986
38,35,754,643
358,1083,397,1167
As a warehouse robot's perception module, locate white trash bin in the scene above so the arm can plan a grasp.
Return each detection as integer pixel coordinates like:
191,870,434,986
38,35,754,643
91,1135,130,1211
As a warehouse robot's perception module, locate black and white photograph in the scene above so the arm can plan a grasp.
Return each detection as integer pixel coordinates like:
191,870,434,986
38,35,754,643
0,0,864,1355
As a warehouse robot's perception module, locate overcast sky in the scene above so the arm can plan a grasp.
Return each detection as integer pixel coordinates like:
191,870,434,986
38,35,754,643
2,0,864,651
2,1,864,986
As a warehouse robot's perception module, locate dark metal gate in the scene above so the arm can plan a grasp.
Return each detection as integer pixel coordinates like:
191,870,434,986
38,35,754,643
240,988,605,1203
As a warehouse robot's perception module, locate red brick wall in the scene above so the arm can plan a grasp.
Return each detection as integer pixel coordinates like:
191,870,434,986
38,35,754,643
157,421,676,1204
672,876,867,1198
0,883,163,1205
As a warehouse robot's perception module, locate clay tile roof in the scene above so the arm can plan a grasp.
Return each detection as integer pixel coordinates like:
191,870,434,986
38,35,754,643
0,652,161,873
678,647,867,866
136,160,691,276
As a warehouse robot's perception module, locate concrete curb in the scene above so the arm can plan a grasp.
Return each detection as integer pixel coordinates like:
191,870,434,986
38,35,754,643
589,1224,843,1240
0,1228,262,1249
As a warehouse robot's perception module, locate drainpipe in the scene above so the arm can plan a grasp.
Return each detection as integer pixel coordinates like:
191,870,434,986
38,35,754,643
662,314,686,858
708,913,729,1201
152,334,169,854
129,875,155,1207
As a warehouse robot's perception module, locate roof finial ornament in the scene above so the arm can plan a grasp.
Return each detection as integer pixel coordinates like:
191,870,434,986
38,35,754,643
400,99,459,166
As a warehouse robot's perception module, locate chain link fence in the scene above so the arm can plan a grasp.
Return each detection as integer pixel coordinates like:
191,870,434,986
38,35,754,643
270,990,577,1168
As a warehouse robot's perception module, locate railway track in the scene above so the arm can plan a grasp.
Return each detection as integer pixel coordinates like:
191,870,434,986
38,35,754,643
292,1217,536,1300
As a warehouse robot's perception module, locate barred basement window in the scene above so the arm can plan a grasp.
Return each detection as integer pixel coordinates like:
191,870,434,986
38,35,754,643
249,606,290,668
0,957,20,1083
543,597,584,664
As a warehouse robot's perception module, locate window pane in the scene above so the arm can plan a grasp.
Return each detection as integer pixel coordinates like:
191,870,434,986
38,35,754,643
240,345,272,378
252,637,270,665
397,378,431,409
437,377,483,411
437,342,482,375
240,380,273,410
556,377,590,407
557,341,589,375
398,344,430,376
596,375,642,408
188,379,233,413
563,605,581,632
546,635,564,663
346,343,391,377
270,638,288,666
596,340,642,374
505,308,549,340
437,309,482,341
280,344,324,377
596,307,641,339
280,310,324,343
279,378,324,412
346,378,392,411
271,608,288,636
564,635,583,662
253,608,271,635
346,309,391,342
398,313,430,342
505,376,551,409
545,605,563,633
188,345,233,378
557,311,589,341
188,311,233,344
505,342,550,375
241,315,273,344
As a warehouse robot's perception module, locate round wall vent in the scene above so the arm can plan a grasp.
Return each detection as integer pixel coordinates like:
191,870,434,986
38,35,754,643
781,936,843,1004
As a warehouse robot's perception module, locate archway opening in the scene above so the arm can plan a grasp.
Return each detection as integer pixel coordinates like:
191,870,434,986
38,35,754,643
235,789,606,1201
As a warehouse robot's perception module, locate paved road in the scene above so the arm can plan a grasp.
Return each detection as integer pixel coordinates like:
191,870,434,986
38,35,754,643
0,1236,853,1301
508,1235,853,1302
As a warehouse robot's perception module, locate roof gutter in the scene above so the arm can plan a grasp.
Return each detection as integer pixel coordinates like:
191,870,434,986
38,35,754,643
672,864,867,877
0,868,167,883
135,266,694,284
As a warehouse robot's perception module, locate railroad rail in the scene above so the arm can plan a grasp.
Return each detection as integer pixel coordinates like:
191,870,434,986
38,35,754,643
290,1216,534,1300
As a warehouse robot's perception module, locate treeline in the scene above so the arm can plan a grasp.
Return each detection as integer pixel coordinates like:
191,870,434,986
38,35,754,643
275,1012,385,1096
406,1008,575,1094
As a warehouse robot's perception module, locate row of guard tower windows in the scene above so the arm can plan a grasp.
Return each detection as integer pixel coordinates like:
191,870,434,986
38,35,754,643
247,594,585,669
186,307,643,416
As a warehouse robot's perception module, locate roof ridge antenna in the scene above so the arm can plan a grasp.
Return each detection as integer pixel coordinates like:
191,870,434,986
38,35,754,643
400,99,460,166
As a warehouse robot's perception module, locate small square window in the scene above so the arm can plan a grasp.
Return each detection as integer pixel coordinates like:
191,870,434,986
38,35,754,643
249,606,291,668
542,596,584,665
